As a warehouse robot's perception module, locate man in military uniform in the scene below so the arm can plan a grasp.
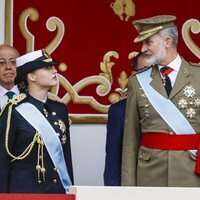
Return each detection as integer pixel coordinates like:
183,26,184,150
121,15,200,186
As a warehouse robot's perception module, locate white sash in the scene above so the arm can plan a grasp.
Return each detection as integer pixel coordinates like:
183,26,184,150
15,102,72,193
136,68,196,156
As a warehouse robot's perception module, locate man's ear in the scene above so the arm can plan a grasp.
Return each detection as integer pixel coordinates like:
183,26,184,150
27,73,36,82
165,37,172,48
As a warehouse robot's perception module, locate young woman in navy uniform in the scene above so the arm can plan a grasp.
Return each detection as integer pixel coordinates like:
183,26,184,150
0,49,73,193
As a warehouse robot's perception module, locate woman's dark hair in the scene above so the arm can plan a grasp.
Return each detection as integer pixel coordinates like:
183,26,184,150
17,74,28,93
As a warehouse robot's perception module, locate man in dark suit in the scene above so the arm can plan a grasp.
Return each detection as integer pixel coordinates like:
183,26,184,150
0,45,20,110
104,52,147,186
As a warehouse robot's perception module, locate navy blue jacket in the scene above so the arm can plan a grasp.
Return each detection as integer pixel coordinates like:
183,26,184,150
104,99,126,186
0,93,73,193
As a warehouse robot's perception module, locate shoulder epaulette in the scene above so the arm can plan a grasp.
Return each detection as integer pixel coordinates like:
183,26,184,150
0,93,27,116
189,62,200,67
132,66,152,76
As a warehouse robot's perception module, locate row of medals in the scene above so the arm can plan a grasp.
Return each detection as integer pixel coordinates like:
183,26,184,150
142,85,199,120
43,108,67,144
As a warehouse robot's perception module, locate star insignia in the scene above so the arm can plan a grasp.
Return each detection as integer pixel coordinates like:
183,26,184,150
186,107,195,119
178,98,188,109
183,86,196,98
194,98,200,108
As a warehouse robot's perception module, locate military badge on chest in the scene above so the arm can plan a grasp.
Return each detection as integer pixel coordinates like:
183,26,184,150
138,88,151,120
43,107,67,145
54,119,67,144
178,85,200,119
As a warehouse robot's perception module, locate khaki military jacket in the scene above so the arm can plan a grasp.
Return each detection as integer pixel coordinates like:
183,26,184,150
121,59,200,186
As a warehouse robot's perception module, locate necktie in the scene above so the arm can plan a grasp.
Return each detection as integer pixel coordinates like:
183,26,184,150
160,66,173,96
6,91,15,99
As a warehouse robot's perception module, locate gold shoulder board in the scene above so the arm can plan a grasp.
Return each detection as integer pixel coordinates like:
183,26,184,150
189,62,200,67
0,93,27,116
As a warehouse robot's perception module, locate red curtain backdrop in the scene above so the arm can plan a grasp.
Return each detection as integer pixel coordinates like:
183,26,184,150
10,0,199,121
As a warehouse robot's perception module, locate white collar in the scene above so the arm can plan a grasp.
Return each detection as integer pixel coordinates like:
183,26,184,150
158,54,182,72
0,85,19,97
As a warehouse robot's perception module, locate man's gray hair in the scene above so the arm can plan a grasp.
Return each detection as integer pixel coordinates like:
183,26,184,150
159,25,178,48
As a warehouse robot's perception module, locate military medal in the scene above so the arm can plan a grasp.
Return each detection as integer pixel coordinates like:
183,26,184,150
161,76,167,86
183,85,195,98
194,98,200,108
186,107,195,119
56,119,67,144
178,98,188,109
43,108,48,117
179,85,198,119
139,88,146,98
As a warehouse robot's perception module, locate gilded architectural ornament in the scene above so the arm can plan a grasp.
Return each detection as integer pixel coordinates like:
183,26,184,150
5,3,132,123
45,17,65,54
110,0,136,22
19,7,39,52
182,19,200,59
99,51,119,84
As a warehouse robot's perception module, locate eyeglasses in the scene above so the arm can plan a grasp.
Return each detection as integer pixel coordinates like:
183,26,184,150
0,58,16,67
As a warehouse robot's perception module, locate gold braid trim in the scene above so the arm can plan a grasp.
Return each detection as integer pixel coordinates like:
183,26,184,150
5,93,40,161
36,136,46,183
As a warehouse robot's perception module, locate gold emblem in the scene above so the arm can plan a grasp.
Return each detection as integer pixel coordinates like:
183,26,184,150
57,119,66,133
110,0,135,22
57,119,67,144
42,49,51,59
61,134,67,145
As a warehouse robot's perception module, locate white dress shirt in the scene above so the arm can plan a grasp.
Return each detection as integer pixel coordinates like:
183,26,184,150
158,54,182,87
0,85,19,109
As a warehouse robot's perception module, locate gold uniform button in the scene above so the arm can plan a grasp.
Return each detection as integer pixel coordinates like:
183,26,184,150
53,179,57,183
54,167,57,172
52,112,56,116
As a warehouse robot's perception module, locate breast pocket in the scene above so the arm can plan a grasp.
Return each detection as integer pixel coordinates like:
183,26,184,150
138,99,152,123
138,146,152,161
